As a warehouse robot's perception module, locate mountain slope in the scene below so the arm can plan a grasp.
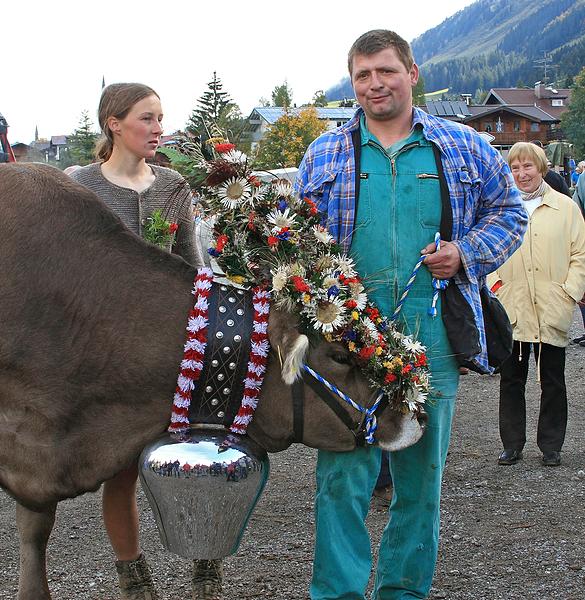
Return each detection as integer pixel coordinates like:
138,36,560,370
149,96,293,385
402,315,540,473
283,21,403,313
326,0,585,100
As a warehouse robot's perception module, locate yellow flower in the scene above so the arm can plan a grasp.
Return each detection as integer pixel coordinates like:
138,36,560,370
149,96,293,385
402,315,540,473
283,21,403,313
375,347,383,356
352,311,359,320
348,341,356,352
383,361,392,369
303,293,311,304
324,333,333,342
227,274,245,285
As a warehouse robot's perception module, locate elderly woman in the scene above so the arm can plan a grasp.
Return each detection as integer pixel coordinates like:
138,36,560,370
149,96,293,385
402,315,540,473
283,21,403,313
492,142,585,467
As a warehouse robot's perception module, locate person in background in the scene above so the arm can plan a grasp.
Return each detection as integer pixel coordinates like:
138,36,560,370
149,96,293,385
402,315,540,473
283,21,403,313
493,142,585,468
70,82,212,600
571,162,585,346
570,160,583,189
530,140,571,197
296,29,526,600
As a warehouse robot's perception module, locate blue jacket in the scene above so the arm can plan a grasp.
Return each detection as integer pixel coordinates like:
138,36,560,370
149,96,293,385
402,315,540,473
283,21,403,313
295,107,527,373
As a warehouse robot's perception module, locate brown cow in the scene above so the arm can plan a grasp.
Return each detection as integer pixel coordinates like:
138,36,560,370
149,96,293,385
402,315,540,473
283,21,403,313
0,164,426,600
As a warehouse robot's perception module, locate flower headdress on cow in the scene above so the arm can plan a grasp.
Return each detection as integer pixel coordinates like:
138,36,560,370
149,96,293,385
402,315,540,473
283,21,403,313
161,138,429,414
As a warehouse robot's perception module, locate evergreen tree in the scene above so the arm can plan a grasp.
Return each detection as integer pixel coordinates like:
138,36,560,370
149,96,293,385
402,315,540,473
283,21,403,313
271,81,293,108
186,72,233,137
561,67,585,156
413,74,426,106
68,111,98,166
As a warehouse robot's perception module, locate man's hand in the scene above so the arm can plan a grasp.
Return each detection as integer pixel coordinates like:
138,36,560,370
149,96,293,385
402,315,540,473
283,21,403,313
421,240,462,279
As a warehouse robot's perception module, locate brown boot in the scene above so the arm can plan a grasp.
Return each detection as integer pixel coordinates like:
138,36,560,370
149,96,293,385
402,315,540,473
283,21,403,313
115,553,159,600
192,559,223,600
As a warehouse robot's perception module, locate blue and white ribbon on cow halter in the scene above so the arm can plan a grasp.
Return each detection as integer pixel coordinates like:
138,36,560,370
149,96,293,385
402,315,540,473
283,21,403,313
301,232,447,444
302,364,384,444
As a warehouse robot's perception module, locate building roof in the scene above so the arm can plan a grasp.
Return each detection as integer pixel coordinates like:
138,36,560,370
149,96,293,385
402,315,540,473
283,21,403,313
467,104,559,123
424,100,472,120
484,86,571,119
248,107,358,125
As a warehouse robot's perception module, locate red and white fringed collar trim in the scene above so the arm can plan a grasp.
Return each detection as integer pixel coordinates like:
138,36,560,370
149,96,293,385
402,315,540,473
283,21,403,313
229,287,271,434
168,268,213,432
168,268,271,436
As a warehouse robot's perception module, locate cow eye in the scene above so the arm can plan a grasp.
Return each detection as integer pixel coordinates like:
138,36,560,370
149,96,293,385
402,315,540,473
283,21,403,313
330,352,352,365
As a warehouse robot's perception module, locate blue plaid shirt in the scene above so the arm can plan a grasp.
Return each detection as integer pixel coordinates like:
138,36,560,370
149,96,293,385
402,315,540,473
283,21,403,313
295,107,527,373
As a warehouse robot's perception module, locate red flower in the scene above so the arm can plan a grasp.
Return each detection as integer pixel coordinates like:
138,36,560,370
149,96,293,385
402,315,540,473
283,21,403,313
215,234,229,252
215,143,236,153
401,364,413,375
248,175,262,188
169,223,178,233
384,372,398,384
304,197,318,215
267,236,279,247
291,276,310,293
345,299,357,309
366,306,380,321
415,353,427,367
359,346,376,360
247,211,256,231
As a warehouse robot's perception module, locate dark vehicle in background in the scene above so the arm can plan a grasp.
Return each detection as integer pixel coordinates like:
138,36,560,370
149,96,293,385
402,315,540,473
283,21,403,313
0,113,16,162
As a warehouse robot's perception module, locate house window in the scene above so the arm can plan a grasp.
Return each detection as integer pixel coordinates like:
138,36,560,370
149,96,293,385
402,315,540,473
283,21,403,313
530,122,540,132
551,99,563,107
337,121,343,127
513,121,520,132
483,122,493,133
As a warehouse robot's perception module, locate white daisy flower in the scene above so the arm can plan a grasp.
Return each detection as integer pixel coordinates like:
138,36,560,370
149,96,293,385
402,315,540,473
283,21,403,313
322,276,341,289
402,335,426,354
271,265,289,292
312,225,334,245
222,149,248,165
273,180,294,198
267,207,297,232
362,316,379,337
218,177,252,210
312,298,347,333
333,254,357,277
349,282,367,310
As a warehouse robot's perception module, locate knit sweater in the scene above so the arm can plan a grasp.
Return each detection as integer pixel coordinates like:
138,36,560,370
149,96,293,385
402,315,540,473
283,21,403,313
71,162,198,265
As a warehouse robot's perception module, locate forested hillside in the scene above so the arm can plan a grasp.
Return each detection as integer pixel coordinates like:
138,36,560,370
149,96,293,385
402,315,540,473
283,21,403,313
327,0,585,100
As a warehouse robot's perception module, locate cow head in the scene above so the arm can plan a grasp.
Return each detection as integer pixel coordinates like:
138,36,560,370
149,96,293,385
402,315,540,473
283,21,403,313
247,308,427,453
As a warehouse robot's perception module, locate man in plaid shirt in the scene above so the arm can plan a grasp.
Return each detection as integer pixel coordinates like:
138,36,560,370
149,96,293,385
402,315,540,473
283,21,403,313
296,30,526,600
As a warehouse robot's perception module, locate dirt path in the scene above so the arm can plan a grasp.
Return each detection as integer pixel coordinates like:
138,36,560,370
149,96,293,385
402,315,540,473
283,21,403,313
1,321,584,599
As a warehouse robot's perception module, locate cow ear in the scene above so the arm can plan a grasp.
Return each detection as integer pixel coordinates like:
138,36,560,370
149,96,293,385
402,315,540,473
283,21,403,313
268,308,309,384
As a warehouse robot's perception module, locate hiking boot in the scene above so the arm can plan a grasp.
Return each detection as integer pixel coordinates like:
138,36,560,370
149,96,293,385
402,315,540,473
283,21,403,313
192,559,223,600
115,553,159,600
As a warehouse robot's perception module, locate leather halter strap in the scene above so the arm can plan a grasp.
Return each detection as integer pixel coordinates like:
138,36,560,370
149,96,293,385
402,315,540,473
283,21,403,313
291,370,389,447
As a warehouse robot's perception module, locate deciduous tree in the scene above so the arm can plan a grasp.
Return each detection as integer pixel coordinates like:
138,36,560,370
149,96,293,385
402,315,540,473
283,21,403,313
253,107,327,169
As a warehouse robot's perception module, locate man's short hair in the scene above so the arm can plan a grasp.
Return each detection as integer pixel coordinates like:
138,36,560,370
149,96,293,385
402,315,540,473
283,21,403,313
348,29,414,75
508,142,549,176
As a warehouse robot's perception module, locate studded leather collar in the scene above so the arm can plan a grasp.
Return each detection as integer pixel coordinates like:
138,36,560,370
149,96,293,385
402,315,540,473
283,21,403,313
188,282,254,427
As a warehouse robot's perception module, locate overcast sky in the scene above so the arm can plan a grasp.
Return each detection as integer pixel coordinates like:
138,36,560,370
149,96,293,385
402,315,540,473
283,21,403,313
3,0,474,144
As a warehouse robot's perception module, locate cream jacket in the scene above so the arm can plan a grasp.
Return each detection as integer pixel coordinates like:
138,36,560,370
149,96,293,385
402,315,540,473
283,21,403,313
490,184,585,347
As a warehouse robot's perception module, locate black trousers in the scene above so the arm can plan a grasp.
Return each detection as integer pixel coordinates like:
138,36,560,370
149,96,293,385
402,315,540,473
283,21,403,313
499,341,567,453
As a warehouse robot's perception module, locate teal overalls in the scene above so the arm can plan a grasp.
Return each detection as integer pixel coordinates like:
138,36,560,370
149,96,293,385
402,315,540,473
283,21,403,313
311,119,460,600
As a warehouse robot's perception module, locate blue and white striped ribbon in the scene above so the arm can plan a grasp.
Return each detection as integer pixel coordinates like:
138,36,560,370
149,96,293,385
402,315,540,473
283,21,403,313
391,231,449,322
428,232,450,317
302,364,383,444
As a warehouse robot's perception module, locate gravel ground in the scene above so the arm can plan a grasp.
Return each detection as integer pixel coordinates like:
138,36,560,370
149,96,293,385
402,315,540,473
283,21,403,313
1,317,584,600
